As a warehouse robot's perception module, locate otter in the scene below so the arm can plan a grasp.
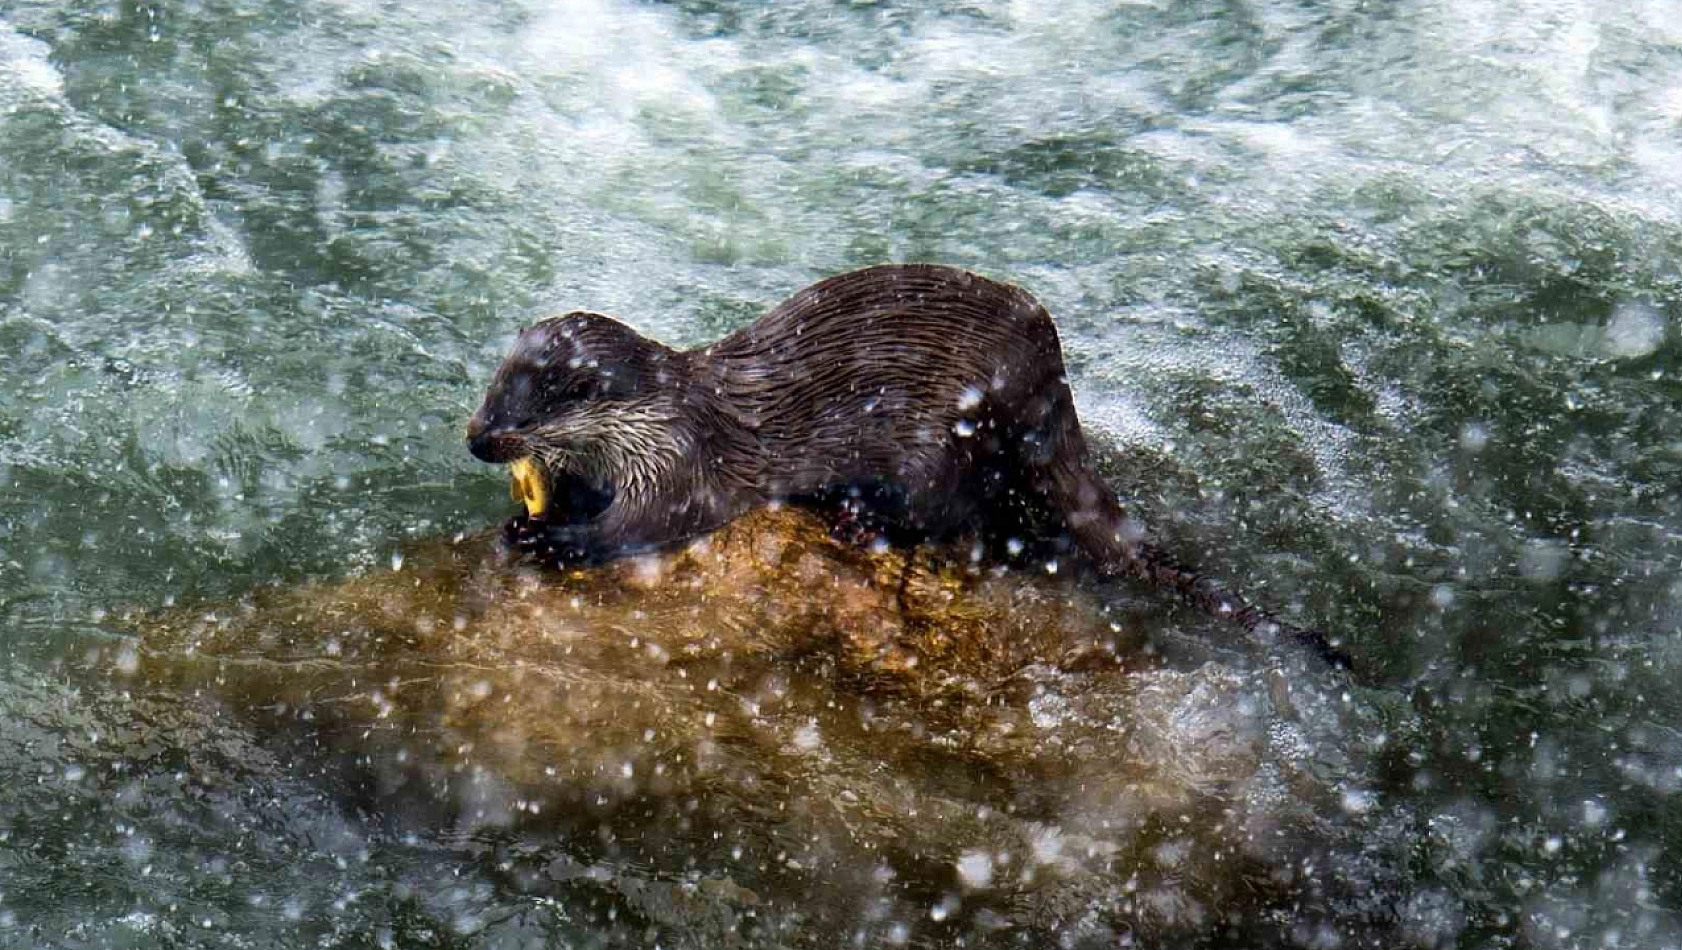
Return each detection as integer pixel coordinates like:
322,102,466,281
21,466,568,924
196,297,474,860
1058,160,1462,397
467,264,1348,667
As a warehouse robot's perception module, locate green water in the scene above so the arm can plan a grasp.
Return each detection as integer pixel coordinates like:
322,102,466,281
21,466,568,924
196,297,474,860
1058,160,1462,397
3,0,1680,946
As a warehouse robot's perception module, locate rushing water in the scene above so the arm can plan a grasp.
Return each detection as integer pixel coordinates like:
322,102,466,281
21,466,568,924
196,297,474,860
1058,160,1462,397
3,1,1681,947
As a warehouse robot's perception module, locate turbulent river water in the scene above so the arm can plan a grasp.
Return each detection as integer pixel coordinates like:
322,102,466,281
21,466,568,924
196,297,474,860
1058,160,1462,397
3,1,1681,947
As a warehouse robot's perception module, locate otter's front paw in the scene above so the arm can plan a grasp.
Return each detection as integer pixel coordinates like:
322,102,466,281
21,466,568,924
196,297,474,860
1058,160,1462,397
502,515,592,564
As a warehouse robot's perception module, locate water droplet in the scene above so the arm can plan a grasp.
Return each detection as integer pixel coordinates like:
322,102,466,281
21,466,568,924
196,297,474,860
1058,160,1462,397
1581,800,1607,826
1519,541,1566,582
1603,300,1666,359
955,849,993,889
929,893,960,921
792,722,822,750
1430,584,1455,610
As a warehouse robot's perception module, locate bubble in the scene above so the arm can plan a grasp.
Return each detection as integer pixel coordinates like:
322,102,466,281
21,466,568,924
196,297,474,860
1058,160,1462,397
1603,300,1667,359
1340,787,1376,814
1400,889,1466,950
1029,825,1064,866
1153,838,1190,868
792,722,822,751
22,261,69,315
955,849,993,889
1581,799,1607,827
1519,541,1567,582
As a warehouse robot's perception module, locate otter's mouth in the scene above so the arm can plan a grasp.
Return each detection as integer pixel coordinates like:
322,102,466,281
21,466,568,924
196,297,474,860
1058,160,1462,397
506,456,614,523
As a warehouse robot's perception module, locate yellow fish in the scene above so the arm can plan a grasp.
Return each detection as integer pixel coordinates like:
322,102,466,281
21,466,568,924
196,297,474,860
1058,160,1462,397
508,457,548,518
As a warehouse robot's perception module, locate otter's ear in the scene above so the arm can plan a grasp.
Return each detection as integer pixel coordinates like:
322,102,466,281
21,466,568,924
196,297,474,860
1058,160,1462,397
516,315,588,364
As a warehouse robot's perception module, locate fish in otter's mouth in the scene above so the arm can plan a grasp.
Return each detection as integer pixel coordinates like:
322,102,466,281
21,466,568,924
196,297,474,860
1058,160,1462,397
505,456,615,523
508,457,549,518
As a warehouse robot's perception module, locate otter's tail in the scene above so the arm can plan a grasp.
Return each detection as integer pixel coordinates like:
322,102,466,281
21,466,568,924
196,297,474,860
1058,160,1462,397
1115,537,1351,669
1035,413,1350,669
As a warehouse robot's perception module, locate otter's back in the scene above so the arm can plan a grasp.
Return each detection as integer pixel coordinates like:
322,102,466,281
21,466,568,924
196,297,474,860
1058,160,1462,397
707,264,1067,492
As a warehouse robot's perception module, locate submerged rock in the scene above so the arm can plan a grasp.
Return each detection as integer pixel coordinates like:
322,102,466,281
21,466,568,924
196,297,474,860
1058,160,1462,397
97,506,1385,946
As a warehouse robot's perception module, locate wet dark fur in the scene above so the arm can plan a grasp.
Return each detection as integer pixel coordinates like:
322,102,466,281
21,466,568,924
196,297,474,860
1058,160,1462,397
468,264,1348,667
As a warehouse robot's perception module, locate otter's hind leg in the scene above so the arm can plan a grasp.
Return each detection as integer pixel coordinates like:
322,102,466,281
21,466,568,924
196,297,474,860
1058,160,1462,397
1014,383,1135,570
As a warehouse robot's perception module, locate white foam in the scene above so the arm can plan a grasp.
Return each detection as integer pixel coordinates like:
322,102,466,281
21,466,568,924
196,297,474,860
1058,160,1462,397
0,25,63,103
516,0,730,125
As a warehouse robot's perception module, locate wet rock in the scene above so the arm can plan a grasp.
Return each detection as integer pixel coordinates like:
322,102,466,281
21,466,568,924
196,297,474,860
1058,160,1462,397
86,506,1380,946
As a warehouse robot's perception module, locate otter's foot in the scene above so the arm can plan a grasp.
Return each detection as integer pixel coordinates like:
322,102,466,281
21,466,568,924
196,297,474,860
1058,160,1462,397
826,500,891,553
827,505,875,547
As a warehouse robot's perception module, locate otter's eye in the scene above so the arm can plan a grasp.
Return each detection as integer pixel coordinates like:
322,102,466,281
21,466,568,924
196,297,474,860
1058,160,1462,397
541,375,598,404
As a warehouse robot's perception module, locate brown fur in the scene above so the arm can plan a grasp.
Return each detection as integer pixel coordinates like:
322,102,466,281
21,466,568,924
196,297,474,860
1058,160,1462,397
467,264,1347,667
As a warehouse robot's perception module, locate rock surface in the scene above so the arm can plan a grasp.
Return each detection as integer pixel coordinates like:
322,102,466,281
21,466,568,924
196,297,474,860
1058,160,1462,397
82,507,1377,945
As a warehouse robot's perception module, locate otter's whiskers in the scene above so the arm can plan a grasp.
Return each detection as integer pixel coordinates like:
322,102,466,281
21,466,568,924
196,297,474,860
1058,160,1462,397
528,397,691,509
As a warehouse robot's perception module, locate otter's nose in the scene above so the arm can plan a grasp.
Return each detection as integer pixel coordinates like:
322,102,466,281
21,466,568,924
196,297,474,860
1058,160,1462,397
465,412,522,463
466,428,503,463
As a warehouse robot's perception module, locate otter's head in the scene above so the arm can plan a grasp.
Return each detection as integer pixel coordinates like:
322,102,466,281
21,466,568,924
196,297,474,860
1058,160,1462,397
466,311,681,462
467,312,690,517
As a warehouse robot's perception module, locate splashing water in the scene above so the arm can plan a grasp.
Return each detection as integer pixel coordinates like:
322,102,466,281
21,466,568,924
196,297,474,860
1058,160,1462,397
3,0,1681,946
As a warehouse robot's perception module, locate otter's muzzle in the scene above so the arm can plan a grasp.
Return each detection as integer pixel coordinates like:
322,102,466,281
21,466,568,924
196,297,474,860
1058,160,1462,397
465,413,526,463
